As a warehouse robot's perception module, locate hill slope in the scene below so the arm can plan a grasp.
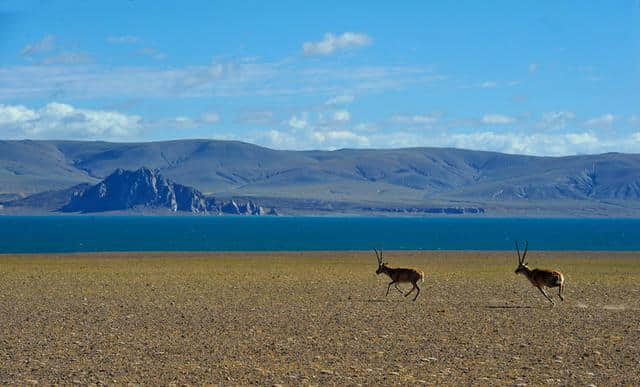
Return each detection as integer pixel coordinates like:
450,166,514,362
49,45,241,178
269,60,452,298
1,139,640,215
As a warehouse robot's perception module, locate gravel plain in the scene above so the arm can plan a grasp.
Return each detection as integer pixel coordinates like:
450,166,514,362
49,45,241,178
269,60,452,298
1,250,639,385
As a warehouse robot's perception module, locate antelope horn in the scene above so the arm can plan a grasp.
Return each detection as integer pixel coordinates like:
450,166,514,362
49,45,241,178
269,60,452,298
515,240,522,264
522,240,529,262
374,248,381,264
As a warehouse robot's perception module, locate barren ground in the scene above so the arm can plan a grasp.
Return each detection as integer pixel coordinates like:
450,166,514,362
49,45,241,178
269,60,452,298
1,251,639,385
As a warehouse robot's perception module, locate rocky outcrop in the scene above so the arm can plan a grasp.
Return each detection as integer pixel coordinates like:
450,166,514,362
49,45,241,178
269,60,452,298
61,167,205,213
218,200,240,215
239,201,266,215
60,167,276,215
208,199,268,215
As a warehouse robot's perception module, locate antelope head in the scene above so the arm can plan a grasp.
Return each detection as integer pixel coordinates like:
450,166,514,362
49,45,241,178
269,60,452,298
514,240,530,275
374,248,388,275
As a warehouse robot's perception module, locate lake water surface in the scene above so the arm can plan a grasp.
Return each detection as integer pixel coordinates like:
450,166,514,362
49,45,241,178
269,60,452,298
1,216,640,253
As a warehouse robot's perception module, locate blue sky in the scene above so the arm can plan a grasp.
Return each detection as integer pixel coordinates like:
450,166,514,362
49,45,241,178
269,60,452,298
1,1,639,155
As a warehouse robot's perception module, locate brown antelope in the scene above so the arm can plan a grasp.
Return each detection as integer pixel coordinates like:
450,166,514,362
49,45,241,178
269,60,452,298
374,249,424,301
514,240,565,305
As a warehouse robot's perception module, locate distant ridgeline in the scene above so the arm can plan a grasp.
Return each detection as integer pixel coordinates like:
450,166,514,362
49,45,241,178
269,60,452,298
2,140,640,216
58,167,277,215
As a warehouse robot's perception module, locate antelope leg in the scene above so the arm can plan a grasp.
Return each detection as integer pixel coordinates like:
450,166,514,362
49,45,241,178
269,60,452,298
386,281,396,296
413,284,420,301
394,283,404,294
537,286,554,304
404,285,415,297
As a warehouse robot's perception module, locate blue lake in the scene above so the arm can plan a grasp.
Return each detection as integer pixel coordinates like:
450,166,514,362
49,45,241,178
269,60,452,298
1,216,640,253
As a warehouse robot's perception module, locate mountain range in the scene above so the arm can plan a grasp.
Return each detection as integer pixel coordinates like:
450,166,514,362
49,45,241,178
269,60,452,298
1,139,640,216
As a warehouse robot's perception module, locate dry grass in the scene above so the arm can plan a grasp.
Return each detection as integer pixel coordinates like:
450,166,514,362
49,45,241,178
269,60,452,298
1,250,639,385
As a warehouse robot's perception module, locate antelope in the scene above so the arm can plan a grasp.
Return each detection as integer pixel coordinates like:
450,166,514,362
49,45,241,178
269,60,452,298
374,249,424,301
514,240,565,305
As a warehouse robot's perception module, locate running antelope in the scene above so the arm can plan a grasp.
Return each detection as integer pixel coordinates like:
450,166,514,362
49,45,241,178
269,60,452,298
514,240,565,305
374,249,424,301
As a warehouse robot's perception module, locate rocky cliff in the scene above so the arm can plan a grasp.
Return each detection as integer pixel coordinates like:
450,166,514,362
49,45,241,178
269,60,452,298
60,167,274,215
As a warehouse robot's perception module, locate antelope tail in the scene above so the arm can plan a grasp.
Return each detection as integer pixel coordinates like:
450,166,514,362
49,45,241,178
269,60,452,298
420,271,425,283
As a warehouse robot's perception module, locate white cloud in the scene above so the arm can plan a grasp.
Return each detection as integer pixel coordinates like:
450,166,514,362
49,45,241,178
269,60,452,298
200,112,220,124
239,121,640,155
481,114,516,125
377,131,607,156
20,35,56,57
252,127,370,150
141,112,222,131
19,35,93,66
528,63,539,73
288,114,308,129
452,132,541,154
177,63,227,90
135,47,167,60
332,110,351,122
479,81,497,88
208,64,224,77
107,35,141,44
237,110,274,124
308,130,370,149
466,81,517,89
537,111,575,130
0,102,142,140
167,113,221,128
565,132,599,145
264,129,299,148
584,113,616,128
303,32,372,56
170,116,199,129
353,123,379,132
325,94,355,105
41,52,93,65
324,130,369,146
0,62,442,100
391,114,439,125
628,115,639,125
0,104,39,125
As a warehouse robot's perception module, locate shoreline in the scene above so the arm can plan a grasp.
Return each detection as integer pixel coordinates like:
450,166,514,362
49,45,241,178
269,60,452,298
2,249,640,256
4,211,640,218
